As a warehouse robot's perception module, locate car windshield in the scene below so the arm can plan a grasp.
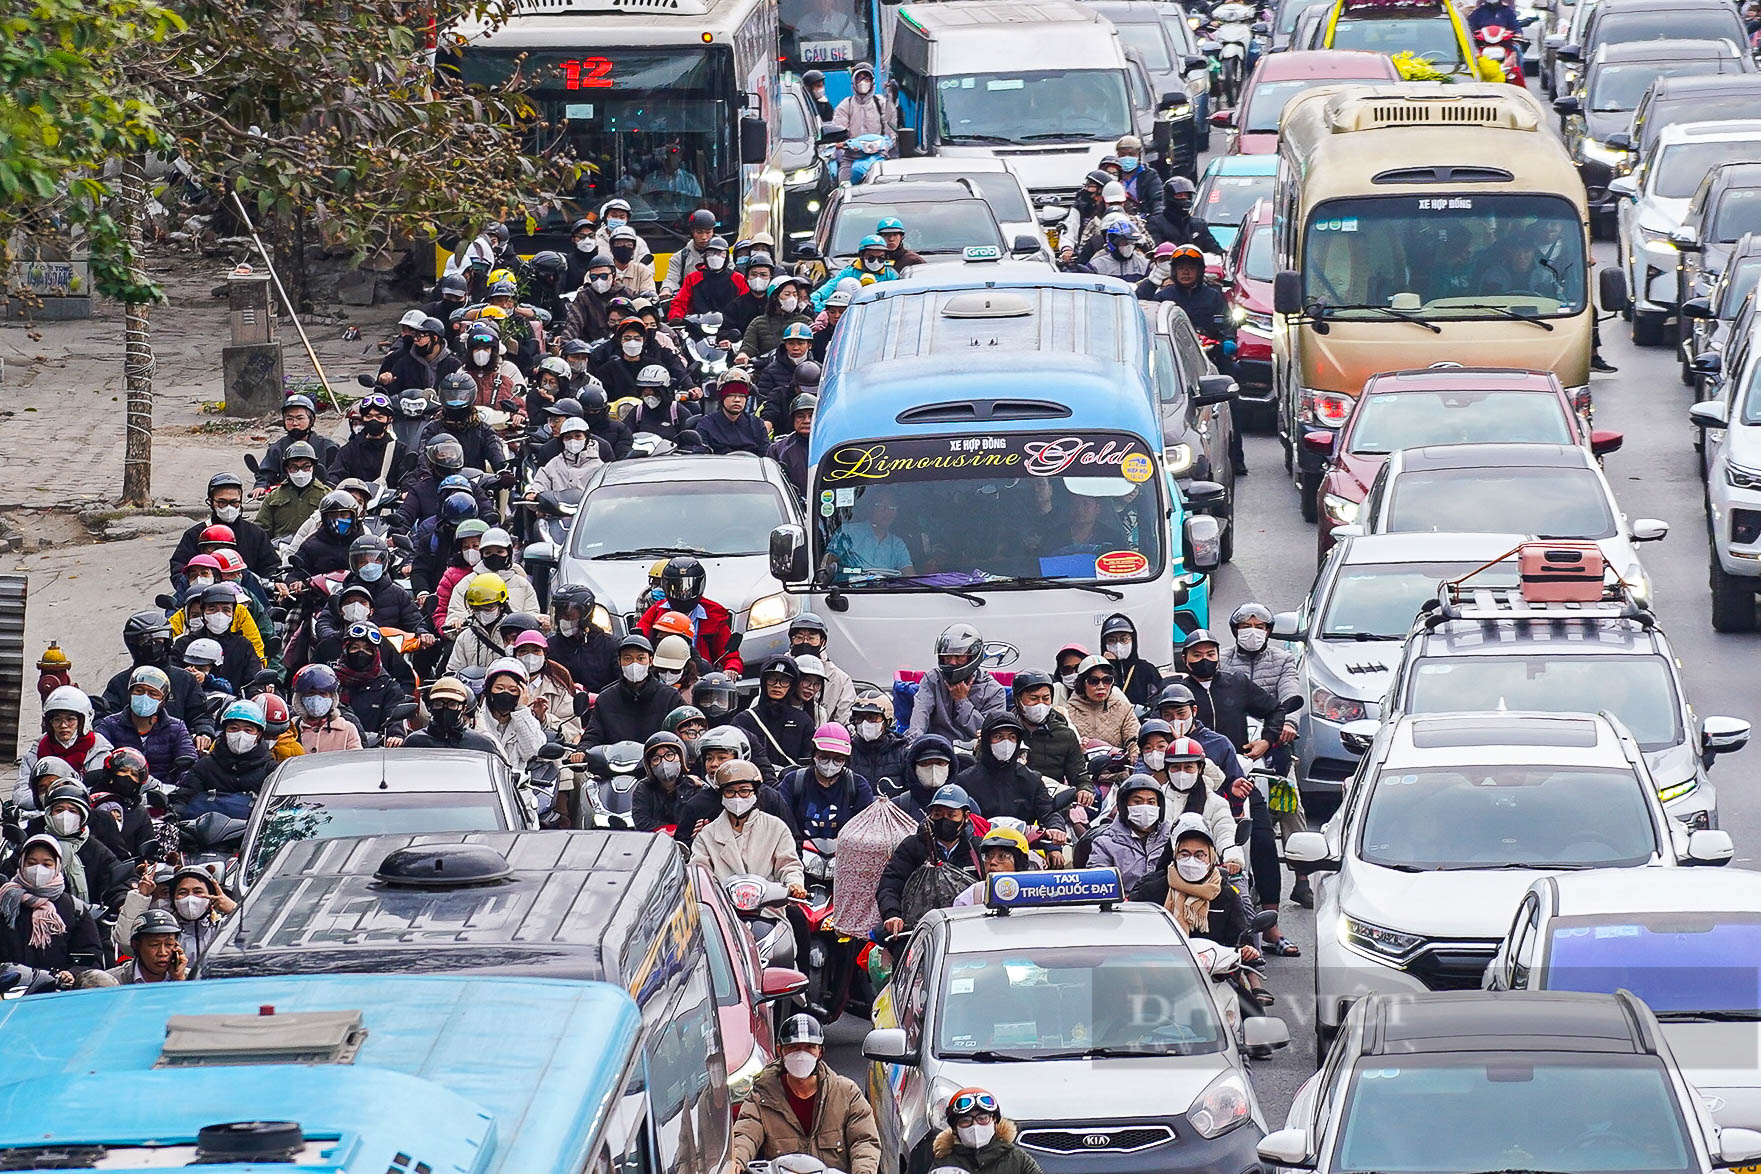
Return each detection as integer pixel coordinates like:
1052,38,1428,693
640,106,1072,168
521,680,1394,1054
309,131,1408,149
1589,61,1731,112
1243,76,1390,133
1279,0,1333,34
1654,139,1761,199
782,93,810,144
1599,8,1744,52
1407,655,1684,750
246,792,507,882
935,947,1224,1059
814,431,1166,589
1319,561,1513,638
829,199,1002,256
936,69,1132,145
1333,1055,1694,1173
1542,914,1761,1015
1349,390,1574,455
1303,194,1588,317
1113,19,1173,70
1648,96,1761,151
963,173,1032,223
572,480,786,559
1242,224,1276,281
1359,765,1658,870
1385,465,1617,539
1330,16,1466,69
778,0,874,71
1198,171,1276,230
1710,187,1761,242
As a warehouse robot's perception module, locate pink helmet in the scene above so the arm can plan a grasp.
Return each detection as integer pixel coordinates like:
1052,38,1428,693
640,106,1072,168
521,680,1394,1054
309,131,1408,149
812,722,852,756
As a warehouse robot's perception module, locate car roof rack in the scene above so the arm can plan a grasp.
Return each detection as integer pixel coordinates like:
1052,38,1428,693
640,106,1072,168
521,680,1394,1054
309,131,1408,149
1417,580,1655,630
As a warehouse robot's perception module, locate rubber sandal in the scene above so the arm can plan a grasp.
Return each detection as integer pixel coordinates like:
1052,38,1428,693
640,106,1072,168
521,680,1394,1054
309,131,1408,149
1265,938,1302,957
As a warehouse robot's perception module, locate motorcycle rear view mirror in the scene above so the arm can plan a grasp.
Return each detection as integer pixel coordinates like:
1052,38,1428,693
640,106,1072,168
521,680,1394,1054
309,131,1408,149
817,124,849,146
243,453,260,475
356,374,376,388
385,700,419,724
537,742,570,761
1248,908,1278,934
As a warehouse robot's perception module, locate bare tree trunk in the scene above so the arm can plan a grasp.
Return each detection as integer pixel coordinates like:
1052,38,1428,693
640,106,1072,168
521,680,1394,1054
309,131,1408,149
119,154,154,507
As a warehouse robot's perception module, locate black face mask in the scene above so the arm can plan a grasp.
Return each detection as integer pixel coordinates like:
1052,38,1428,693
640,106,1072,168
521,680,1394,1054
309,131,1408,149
789,642,821,660
442,404,472,419
612,245,636,263
1187,658,1218,681
931,817,964,843
481,553,511,572
362,419,389,437
486,691,519,715
284,426,310,442
429,707,464,735
342,649,375,672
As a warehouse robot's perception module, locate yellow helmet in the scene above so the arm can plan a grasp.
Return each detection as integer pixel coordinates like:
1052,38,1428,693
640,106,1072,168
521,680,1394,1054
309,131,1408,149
979,826,1030,866
648,559,669,586
487,267,518,287
464,572,510,608
477,304,509,320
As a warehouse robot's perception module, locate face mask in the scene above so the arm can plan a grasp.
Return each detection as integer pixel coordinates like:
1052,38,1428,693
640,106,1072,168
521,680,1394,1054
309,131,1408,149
643,395,663,410
1188,658,1218,681
1105,639,1132,659
857,719,884,741
48,811,81,836
1151,262,1172,284
459,545,482,566
814,756,842,779
723,794,757,817
471,348,493,367
227,730,260,755
1020,701,1052,725
1169,767,1200,792
612,245,636,263
1142,749,1166,771
862,257,886,272
1059,671,1078,690
517,653,546,675
358,561,385,583
21,864,57,890
473,607,501,627
363,419,389,437
576,238,595,254
705,255,726,271
750,276,772,293
1117,245,1137,259
287,468,316,489
607,216,629,230
1119,155,1140,172
205,612,232,635
1126,803,1159,829
783,1050,818,1079
343,649,375,672
916,763,949,789
430,707,463,734
342,602,370,624
931,817,963,842
562,435,589,456
486,691,519,715
330,517,353,537
856,79,874,95
130,694,161,718
1237,629,1268,654
658,668,684,685
213,504,242,524
303,695,333,718
557,618,581,637
481,553,511,572
621,338,644,357
778,295,800,313
623,662,650,684
1176,856,1212,883
990,738,1017,762
1168,715,1194,737
956,1124,994,1150
176,894,211,921
654,758,682,783
187,574,214,591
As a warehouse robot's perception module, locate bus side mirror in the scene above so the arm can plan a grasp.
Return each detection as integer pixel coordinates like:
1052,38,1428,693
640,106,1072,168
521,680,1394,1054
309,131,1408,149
770,524,807,583
897,126,920,157
740,115,768,165
1273,270,1303,316
1599,267,1630,314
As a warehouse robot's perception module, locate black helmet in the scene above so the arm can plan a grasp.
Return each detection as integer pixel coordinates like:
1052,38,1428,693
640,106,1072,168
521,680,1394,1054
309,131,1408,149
1138,718,1175,743
133,908,182,940
123,609,173,660
694,671,739,719
688,209,717,231
1101,614,1135,642
1182,628,1220,654
320,490,360,538
1085,168,1114,189
498,611,542,640
935,623,985,684
529,250,567,278
793,364,822,392
439,274,470,298
547,396,585,420
758,654,799,684
662,555,706,611
576,384,609,417
644,731,687,766
437,372,476,412
1156,682,1197,708
802,69,826,86
207,472,244,497
788,612,828,642
1010,669,1055,698
424,436,466,473
789,392,819,417
779,1013,825,1048
551,583,598,627
1166,175,1197,199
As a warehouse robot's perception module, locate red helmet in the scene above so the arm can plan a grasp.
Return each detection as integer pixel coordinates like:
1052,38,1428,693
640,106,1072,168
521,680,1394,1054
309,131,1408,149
1168,737,1208,764
198,524,237,548
211,548,247,575
259,694,292,737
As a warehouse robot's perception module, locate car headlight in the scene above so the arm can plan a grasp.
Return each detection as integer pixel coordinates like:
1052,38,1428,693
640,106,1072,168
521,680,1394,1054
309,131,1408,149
590,604,613,633
1164,442,1196,476
1638,224,1676,253
728,1046,767,1103
1230,304,1248,324
1242,310,1274,333
1581,138,1627,167
1299,388,1353,427
747,591,797,630
1311,685,1368,725
1322,493,1359,524
929,1075,965,1130
806,199,821,214
1187,1068,1253,1139
1727,462,1761,491
786,166,819,185
1343,915,1424,961
1658,777,1699,805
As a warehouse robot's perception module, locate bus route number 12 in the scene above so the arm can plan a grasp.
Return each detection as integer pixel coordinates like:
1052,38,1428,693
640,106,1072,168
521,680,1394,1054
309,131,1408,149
562,57,615,89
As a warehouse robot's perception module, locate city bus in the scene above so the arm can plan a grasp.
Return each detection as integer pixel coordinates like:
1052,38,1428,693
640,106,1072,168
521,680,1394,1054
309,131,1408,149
0,975,679,1174
1269,82,1616,517
766,266,1220,685
439,0,784,281
781,0,884,104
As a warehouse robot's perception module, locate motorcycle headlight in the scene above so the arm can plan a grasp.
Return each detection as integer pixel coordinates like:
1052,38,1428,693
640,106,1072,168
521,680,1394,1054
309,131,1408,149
1343,915,1424,961
1230,304,1249,324
747,592,797,631
1164,442,1196,476
1187,1069,1253,1139
1322,493,1359,524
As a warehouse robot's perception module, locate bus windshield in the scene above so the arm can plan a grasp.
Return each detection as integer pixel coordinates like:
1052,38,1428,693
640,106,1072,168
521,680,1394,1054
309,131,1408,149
444,47,736,244
1302,193,1588,318
1329,15,1465,69
780,0,873,71
815,431,1165,589
937,70,1132,145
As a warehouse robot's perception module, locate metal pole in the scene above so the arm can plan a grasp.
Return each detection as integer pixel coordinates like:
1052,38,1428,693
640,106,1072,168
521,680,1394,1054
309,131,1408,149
225,186,344,415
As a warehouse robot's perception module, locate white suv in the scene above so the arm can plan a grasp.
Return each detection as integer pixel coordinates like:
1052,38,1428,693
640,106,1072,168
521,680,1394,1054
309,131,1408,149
1288,710,1734,1053
1693,310,1761,630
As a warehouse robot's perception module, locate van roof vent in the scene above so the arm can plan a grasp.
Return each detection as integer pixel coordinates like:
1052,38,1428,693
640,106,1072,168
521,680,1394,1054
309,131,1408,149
1373,165,1515,184
157,1010,367,1067
941,291,1034,319
1330,96,1539,133
896,399,1071,424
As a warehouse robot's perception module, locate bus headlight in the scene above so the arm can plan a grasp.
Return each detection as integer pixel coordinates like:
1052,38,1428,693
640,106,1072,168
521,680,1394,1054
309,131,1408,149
747,592,797,630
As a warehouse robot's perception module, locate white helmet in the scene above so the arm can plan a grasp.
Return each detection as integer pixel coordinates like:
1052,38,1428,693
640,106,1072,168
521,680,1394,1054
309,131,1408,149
1102,180,1128,205
1100,211,1132,232
485,656,529,685
42,685,93,735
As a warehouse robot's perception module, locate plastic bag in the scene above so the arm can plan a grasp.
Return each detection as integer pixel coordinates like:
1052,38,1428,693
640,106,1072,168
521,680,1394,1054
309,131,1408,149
832,795,919,939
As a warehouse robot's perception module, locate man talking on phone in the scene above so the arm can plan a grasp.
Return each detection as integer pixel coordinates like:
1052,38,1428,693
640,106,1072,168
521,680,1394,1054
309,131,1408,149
108,910,190,984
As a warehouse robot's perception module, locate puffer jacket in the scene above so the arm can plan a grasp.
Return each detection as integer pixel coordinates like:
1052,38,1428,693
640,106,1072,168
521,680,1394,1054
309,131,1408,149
1085,800,1170,893
730,1062,881,1174
1021,706,1089,791
1220,643,1303,726
1065,687,1141,751
849,727,911,798
923,1120,1043,1174
907,669,1009,745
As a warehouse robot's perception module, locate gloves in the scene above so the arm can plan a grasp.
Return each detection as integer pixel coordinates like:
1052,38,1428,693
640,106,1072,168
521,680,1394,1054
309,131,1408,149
1222,338,1238,357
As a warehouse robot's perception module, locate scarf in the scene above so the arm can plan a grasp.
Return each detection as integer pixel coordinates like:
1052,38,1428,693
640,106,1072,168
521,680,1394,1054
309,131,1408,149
0,876,66,949
1166,864,1221,935
50,829,90,901
335,646,384,689
36,731,96,770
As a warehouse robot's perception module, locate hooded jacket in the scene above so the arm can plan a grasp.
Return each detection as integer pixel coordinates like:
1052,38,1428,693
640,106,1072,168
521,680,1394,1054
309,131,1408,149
1020,706,1090,791
732,693,815,769
1086,789,1171,893
755,349,806,427
849,724,911,798
889,734,956,821
877,817,983,923
182,738,276,798
953,714,1070,833
906,668,1008,745
669,266,749,319
778,764,876,841
925,1119,1043,1174
739,290,813,359
730,1062,881,1174
94,712,197,787
1145,189,1224,253
1102,616,1164,706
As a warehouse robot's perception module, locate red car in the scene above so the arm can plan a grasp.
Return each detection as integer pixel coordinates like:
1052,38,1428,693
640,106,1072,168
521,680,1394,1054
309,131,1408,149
691,861,807,1107
1214,50,1401,154
1311,368,1625,563
1223,199,1276,427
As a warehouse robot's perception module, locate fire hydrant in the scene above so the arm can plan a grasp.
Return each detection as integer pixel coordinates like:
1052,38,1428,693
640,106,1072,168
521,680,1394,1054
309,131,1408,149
36,641,73,701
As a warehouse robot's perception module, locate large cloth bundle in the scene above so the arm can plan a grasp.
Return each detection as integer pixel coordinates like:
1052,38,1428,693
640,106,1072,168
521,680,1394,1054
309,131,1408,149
832,795,919,938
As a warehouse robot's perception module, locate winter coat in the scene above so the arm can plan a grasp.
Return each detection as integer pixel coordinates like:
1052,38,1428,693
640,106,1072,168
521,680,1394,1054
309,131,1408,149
328,432,415,489
100,665,210,738
533,447,606,495
254,432,341,490
378,346,463,396
588,413,636,461
1176,672,1285,754
558,286,619,345
94,713,196,787
1086,808,1170,894
1144,198,1223,253
339,671,411,737
669,267,749,319
445,620,512,674
315,577,430,648
444,568,543,633
548,630,618,694
849,728,911,798
812,262,897,311
924,1119,1043,1174
0,888,102,973
296,715,364,754
1150,280,1233,339
671,782,798,846
630,401,697,442
877,818,983,923
833,90,897,142
907,669,1009,745
755,351,804,427
289,526,355,577
633,776,706,833
257,479,331,540
1221,644,1303,725
778,765,876,841
475,705,547,774
16,732,114,812
953,715,1070,833
168,515,279,584
1103,617,1163,706
1120,165,1164,221
816,656,856,727
740,305,813,360
1098,762,1241,865
769,432,809,496
690,810,804,888
731,1063,881,1174
636,599,744,675
661,241,710,298
733,697,815,770
415,414,509,473
181,741,276,799
1021,707,1090,791
697,404,771,456
583,676,685,747
1066,687,1141,751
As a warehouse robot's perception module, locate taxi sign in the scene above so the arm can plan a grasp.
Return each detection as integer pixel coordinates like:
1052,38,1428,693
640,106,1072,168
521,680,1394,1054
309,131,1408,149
986,867,1124,913
962,245,1002,263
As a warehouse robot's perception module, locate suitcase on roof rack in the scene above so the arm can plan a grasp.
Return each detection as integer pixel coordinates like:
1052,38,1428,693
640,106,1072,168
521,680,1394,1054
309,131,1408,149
1518,540,1606,602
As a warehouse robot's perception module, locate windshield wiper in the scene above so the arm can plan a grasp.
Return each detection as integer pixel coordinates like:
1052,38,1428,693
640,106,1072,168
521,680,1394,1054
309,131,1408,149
1452,862,1595,871
1653,1009,1761,1022
595,545,714,560
1028,1046,1186,1060
1312,302,1442,333
949,1049,1037,1062
1015,131,1098,142
975,575,1126,601
944,133,1016,145
1437,303,1557,331
1339,632,1402,642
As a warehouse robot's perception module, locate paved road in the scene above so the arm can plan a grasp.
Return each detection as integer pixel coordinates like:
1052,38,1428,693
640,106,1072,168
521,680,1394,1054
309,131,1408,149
828,238,1761,1129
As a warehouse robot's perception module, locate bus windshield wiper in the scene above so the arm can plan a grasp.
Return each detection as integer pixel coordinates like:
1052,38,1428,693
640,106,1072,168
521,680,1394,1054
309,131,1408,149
1312,302,1442,333
1438,303,1557,331
836,575,988,607
1653,1009,1761,1022
950,1049,1037,1062
977,575,1125,601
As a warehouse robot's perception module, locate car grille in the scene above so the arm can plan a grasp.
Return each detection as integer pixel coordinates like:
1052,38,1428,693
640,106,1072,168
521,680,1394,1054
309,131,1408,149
1406,941,1499,991
1018,1125,1176,1154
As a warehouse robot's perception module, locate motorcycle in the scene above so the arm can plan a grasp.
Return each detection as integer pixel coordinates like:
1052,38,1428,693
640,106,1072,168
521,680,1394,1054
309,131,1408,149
796,837,874,1025
1210,1,1258,105
578,739,642,829
1475,24,1526,87
1189,912,1289,1059
840,133,895,184
355,373,436,451
681,312,731,385
725,874,798,970
515,487,582,610
0,964,65,997
168,811,248,885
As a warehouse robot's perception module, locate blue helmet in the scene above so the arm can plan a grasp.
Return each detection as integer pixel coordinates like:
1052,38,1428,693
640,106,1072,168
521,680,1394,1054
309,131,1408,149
439,491,479,524
219,699,266,729
438,473,473,495
857,234,887,253
875,217,904,234
928,783,973,812
1105,219,1136,240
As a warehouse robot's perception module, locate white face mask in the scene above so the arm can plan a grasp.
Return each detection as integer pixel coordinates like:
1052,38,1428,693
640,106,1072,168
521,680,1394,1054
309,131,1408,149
288,468,314,488
589,276,612,293
1168,766,1200,792
783,1050,818,1079
1176,856,1212,883
814,756,842,779
643,395,662,409
342,602,370,624
461,548,481,567
621,338,644,357
473,606,500,626
557,619,580,637
302,695,333,718
705,255,726,271
956,1123,994,1150
1021,701,1051,724
1150,261,1172,283
750,276,772,294
176,894,211,921
916,763,949,788
778,295,800,312
518,653,546,675
855,79,874,95
658,668,683,685
204,612,232,635
472,348,493,366
576,239,595,253
623,662,650,684
20,864,57,889
187,574,214,590
1141,749,1166,771
1105,639,1132,659
857,719,884,741
723,794,757,817
563,435,588,455
1126,803,1160,829
1236,628,1268,653
213,504,242,523
226,730,259,755
1117,245,1137,259
1168,715,1194,737
989,738,1018,763
1059,671,1078,690
48,811,81,836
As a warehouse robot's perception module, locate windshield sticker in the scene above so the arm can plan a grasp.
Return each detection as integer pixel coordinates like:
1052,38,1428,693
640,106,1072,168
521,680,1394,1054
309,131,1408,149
564,103,595,120
835,487,857,507
950,978,975,995
1120,452,1153,483
1593,925,1642,938
1418,197,1474,211
820,433,1155,483
1096,550,1148,578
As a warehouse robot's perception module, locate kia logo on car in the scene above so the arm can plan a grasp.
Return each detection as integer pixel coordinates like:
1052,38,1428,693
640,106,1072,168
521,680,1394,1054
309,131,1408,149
1082,1134,1112,1149
983,641,1021,667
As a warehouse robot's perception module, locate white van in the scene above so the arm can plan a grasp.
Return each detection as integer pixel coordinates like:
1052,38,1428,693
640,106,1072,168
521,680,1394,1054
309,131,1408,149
887,0,1135,199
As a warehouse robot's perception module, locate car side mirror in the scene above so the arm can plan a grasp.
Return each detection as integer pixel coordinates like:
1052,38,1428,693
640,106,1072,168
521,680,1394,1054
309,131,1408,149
1251,20,1271,34
1339,718,1379,755
862,1026,913,1063
1185,513,1222,572
760,966,809,1002
1599,266,1631,313
1193,373,1237,406
1331,523,1365,541
1258,1129,1315,1170
1686,829,1735,867
1210,108,1234,127
1690,399,1731,429
1605,131,1633,151
1692,352,1723,377
1590,429,1623,456
1718,1127,1761,1166
1629,518,1668,542
791,242,822,263
769,524,807,583
817,124,849,146
1282,832,1337,872
1556,42,1582,61
1606,174,1639,199
1271,610,1305,641
1273,269,1303,315
1682,296,1714,320
1670,231,1701,253
1184,53,1209,73
1545,34,1564,50
522,540,559,566
1243,1016,1290,1050
1010,233,1040,255
1185,479,1228,509
1301,429,1336,458
1703,715,1751,755
1552,95,1582,115
896,126,920,157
